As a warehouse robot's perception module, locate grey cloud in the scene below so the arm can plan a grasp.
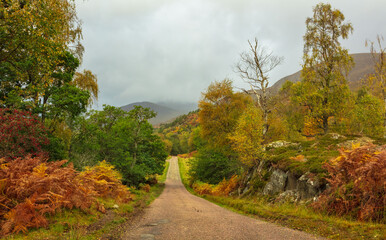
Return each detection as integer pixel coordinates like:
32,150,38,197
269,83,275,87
75,0,386,108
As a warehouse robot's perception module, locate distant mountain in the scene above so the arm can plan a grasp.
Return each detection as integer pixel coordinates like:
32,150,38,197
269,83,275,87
156,101,198,113
120,101,197,125
269,53,376,94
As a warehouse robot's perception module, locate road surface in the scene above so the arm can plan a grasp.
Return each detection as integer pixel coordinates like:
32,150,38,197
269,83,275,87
123,157,324,240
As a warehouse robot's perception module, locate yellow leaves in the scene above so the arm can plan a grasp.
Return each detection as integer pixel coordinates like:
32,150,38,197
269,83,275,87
228,105,263,167
192,175,239,196
73,70,99,105
32,163,47,178
331,155,345,166
0,179,7,193
77,160,131,203
290,155,306,162
351,142,361,150
199,79,252,149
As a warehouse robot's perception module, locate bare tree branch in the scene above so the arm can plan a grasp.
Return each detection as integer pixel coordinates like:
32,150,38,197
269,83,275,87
236,38,283,136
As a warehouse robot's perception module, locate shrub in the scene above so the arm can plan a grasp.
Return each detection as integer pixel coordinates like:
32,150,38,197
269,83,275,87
77,160,132,202
0,108,50,160
0,156,94,235
0,158,132,236
192,182,213,195
212,175,239,196
313,144,385,222
189,148,239,184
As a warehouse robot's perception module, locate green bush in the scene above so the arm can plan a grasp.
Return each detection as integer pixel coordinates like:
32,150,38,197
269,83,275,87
189,147,239,184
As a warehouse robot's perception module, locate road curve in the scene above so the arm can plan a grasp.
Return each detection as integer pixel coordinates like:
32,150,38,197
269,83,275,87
123,157,325,240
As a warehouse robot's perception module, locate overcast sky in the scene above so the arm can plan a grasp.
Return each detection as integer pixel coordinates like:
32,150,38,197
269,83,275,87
75,0,386,109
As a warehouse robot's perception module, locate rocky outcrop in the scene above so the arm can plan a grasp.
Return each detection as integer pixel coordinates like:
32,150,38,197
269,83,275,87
263,170,324,202
263,169,287,195
239,165,325,202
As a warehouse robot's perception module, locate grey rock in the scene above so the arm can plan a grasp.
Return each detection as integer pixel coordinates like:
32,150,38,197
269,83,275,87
266,140,299,149
263,169,288,195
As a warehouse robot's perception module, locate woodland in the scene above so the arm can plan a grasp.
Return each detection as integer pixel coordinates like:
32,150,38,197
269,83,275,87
0,0,385,238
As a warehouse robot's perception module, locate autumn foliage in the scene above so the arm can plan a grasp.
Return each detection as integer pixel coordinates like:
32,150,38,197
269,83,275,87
313,144,386,222
0,157,131,236
193,175,239,196
77,160,132,203
0,108,50,160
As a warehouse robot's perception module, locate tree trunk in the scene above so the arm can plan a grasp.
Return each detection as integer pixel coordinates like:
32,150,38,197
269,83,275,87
322,115,329,134
131,141,137,169
130,125,141,169
261,88,269,137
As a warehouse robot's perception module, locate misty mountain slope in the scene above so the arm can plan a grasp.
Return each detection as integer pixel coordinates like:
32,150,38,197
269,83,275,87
269,53,376,93
120,101,196,125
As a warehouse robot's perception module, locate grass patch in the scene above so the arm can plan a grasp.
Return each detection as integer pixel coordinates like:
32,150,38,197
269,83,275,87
178,157,385,240
178,157,194,193
157,159,170,183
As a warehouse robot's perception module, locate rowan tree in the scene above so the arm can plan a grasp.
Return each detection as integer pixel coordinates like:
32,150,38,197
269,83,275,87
236,38,283,137
301,3,354,134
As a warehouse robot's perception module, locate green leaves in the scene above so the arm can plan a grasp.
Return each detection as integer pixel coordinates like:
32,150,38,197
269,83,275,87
70,105,167,186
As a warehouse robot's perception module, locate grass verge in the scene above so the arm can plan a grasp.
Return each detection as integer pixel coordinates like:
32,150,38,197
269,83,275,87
178,157,385,240
5,161,170,240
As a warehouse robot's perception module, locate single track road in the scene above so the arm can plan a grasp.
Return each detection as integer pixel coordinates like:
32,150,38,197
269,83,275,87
123,156,325,240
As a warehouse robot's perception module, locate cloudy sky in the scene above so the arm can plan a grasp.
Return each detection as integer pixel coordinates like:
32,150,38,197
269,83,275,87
75,0,386,109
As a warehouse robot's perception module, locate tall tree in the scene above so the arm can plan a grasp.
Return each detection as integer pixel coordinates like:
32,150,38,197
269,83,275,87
366,35,386,137
228,105,263,168
198,79,252,151
0,0,83,110
128,106,157,169
301,3,354,134
236,38,283,137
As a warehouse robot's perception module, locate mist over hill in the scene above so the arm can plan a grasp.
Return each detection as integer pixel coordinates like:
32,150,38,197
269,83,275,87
120,101,197,125
269,53,376,93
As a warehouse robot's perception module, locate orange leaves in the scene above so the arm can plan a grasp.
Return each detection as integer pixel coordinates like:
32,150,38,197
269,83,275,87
192,182,213,195
313,144,386,222
199,79,252,149
212,175,239,196
0,157,132,236
193,175,239,197
290,155,306,162
302,115,323,137
77,161,132,203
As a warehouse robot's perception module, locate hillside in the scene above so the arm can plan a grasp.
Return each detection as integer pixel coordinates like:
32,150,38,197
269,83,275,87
120,101,180,125
269,53,376,93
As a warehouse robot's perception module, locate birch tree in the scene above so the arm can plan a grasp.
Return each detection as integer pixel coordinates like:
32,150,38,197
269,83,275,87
301,3,353,134
236,38,283,137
